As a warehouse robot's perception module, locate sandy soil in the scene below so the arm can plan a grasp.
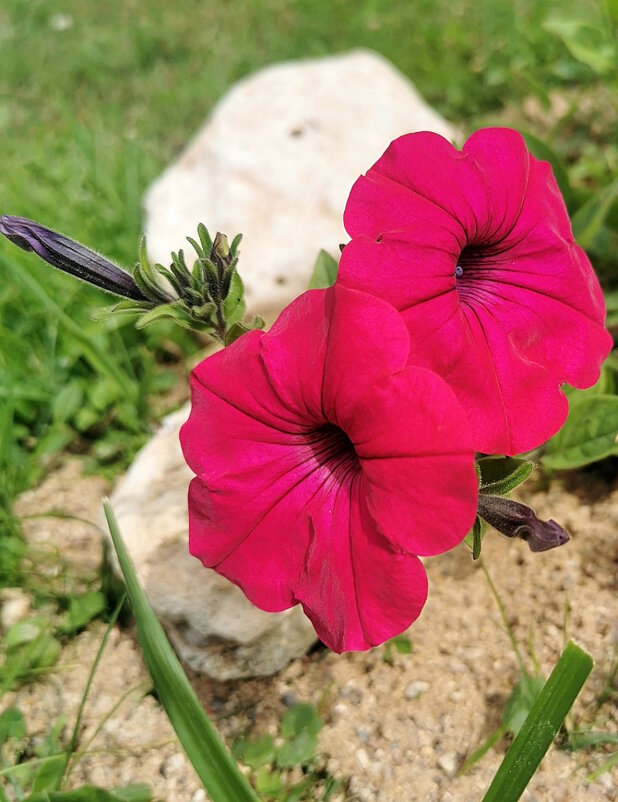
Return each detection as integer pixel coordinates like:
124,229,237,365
5,460,618,801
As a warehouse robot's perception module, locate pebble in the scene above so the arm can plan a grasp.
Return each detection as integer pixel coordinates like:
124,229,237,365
191,791,207,802
0,588,31,632
437,752,459,778
404,681,429,700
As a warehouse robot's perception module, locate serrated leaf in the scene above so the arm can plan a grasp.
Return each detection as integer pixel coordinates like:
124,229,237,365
544,394,618,469
308,250,338,289
280,704,323,739
477,457,534,495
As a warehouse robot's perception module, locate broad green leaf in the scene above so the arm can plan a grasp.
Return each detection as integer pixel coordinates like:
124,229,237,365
391,634,413,655
31,754,66,793
255,766,283,796
544,395,618,469
482,641,593,802
241,735,276,769
0,707,26,743
52,384,84,424
276,731,318,767
59,591,106,634
543,17,617,75
477,457,534,496
280,704,323,739
103,502,258,802
308,250,339,289
571,180,618,250
520,132,572,209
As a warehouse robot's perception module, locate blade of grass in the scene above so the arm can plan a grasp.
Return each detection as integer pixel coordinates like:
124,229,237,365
59,595,126,788
103,500,259,802
482,640,593,802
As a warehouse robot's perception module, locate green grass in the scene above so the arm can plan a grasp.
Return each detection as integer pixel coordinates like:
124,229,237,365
0,0,615,512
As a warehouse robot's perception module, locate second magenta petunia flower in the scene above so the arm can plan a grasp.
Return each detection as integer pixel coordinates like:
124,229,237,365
180,285,478,653
339,127,613,456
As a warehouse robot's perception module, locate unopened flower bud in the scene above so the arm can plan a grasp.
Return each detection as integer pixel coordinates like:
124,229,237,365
0,215,146,301
477,495,569,553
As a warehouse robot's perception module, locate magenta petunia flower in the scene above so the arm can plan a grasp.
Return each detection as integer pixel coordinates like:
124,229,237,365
180,285,478,652
339,127,613,456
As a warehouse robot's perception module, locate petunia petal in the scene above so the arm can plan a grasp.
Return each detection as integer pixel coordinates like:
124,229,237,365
296,477,428,652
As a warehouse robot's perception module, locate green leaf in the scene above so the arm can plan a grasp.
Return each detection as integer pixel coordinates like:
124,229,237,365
543,395,618,469
222,270,246,327
135,301,194,330
391,634,413,655
477,457,535,496
482,641,593,802
59,591,106,634
520,132,572,209
543,17,617,75
280,704,323,739
571,180,618,250
254,766,283,796
31,754,66,793
241,735,276,769
103,501,259,802
0,707,26,743
308,250,339,289
52,384,85,424
276,731,318,767
568,730,618,749
501,674,546,736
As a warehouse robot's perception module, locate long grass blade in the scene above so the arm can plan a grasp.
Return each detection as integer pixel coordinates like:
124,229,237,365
103,500,259,802
482,640,593,802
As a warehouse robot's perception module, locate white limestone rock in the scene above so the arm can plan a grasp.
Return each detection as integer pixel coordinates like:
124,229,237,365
116,50,456,679
144,49,456,320
109,406,317,680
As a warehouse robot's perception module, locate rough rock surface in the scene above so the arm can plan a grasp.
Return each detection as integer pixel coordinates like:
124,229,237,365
144,49,456,320
108,406,317,680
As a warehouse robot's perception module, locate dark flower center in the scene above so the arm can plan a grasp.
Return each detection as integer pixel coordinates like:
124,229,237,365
305,423,360,483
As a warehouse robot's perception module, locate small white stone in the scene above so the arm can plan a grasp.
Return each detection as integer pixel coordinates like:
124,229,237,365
437,752,460,778
0,588,32,632
355,748,371,770
191,790,207,802
404,680,429,700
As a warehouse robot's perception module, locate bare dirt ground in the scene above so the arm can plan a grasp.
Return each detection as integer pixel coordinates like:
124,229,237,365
6,459,618,801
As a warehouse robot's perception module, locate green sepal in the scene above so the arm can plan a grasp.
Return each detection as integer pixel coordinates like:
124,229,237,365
91,300,151,320
308,249,339,289
464,516,487,558
223,270,246,326
133,238,172,304
135,301,197,330
196,222,213,256
477,456,534,496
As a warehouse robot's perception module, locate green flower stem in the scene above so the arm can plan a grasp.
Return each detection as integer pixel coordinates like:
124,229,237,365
482,640,593,802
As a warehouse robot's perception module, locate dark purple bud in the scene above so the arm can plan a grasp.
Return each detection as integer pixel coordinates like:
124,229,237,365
477,495,570,553
0,215,147,301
